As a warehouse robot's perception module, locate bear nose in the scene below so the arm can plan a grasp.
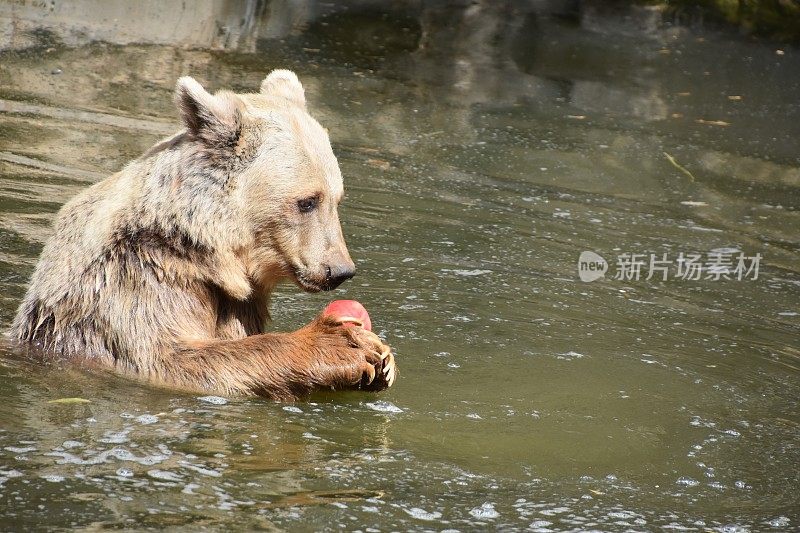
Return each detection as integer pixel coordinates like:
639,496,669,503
323,264,356,291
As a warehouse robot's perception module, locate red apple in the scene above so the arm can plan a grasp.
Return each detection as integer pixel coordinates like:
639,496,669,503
322,299,372,331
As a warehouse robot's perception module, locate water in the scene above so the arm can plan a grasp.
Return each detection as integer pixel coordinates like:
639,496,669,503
1,1,799,530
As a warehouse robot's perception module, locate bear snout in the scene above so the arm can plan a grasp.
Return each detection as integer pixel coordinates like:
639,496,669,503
320,263,356,291
293,262,355,292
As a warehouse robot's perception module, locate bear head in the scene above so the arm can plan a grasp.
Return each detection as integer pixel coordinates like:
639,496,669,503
174,70,356,296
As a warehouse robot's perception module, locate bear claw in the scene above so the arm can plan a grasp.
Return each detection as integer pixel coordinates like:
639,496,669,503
382,352,396,387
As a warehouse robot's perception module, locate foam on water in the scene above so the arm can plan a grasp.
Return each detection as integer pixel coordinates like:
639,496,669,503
469,502,499,520
197,396,228,405
403,507,442,521
365,401,403,413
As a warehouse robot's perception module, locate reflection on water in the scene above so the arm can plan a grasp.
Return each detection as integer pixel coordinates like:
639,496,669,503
1,1,799,530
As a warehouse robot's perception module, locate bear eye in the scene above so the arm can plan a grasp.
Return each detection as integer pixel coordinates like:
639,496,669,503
297,196,319,213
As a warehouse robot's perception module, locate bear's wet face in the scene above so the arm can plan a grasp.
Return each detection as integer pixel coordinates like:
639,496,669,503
289,191,356,292
259,169,354,293
175,71,356,296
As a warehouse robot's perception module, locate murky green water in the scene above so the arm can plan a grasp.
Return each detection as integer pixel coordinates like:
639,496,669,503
1,2,799,531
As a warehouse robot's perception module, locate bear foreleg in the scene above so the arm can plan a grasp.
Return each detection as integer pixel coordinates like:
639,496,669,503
162,315,396,400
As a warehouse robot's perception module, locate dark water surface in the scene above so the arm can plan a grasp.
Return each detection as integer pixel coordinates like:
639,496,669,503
0,1,799,531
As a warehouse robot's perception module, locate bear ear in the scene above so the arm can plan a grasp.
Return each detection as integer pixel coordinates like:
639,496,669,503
175,76,242,146
260,69,305,107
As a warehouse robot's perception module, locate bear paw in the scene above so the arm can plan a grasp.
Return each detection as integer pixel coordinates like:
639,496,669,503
341,323,396,391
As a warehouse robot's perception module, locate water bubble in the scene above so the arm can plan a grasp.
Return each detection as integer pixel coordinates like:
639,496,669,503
0,469,23,486
365,401,403,413
676,477,699,487
282,406,303,414
198,396,228,405
116,468,134,478
41,474,64,483
108,448,135,461
5,446,36,454
136,414,158,425
179,461,222,478
539,506,570,516
717,525,749,533
99,428,132,444
403,507,442,521
137,454,169,466
768,516,790,528
441,268,492,277
470,502,499,519
147,469,182,482
157,444,172,456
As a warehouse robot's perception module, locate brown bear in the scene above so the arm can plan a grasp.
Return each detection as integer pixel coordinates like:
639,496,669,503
9,70,396,400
